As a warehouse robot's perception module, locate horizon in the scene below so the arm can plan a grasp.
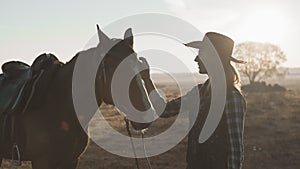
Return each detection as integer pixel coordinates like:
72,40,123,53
1,0,300,73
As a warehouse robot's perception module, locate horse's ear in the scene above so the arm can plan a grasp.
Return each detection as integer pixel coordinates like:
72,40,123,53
96,24,110,43
124,28,134,47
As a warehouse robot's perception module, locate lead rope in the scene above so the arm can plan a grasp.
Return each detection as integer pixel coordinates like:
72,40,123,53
141,131,153,169
125,118,140,169
125,118,153,169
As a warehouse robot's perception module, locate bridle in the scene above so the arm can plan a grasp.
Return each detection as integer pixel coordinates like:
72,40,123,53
99,56,108,91
98,54,153,169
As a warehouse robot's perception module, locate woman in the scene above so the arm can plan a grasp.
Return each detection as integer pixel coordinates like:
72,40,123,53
140,32,247,169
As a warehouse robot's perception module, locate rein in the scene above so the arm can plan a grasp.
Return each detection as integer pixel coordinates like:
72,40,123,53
125,118,140,169
124,118,153,169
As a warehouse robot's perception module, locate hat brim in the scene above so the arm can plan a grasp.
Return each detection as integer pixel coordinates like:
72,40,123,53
184,41,202,49
184,41,246,64
228,56,246,64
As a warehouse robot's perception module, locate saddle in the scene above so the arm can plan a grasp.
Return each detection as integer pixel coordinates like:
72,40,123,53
0,62,31,114
0,54,61,164
0,53,60,116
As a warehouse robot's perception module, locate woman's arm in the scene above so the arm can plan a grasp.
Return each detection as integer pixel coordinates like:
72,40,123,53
139,57,181,118
143,77,182,118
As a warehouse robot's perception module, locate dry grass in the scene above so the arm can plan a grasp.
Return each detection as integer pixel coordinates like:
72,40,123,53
1,85,299,169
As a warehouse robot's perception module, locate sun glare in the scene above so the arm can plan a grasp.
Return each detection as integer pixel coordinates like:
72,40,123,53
237,7,289,43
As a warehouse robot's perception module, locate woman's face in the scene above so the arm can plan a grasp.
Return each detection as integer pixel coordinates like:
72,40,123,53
194,55,208,74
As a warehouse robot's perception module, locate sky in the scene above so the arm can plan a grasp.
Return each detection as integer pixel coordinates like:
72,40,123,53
1,0,299,73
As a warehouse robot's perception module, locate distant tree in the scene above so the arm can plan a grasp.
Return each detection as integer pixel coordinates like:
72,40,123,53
233,42,287,84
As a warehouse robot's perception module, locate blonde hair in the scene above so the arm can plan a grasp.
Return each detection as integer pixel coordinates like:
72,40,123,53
223,61,241,90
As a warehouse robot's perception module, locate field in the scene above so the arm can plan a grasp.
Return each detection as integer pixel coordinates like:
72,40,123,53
1,77,299,169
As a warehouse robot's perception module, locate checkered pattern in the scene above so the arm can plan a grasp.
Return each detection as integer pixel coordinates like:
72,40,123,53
149,81,246,169
225,89,246,169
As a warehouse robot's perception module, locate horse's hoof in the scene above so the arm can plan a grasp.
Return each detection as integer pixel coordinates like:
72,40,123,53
12,160,22,166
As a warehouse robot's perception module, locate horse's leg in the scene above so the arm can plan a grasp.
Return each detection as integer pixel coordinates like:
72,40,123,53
31,157,55,169
57,159,79,169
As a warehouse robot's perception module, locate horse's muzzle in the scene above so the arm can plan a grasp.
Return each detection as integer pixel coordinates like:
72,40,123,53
130,121,152,131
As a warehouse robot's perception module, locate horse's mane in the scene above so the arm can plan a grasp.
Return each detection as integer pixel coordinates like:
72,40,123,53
65,47,97,66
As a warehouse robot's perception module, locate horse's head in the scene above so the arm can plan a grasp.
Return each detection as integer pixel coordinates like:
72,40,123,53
95,25,154,130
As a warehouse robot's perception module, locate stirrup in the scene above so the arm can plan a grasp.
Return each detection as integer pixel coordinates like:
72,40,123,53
11,143,21,166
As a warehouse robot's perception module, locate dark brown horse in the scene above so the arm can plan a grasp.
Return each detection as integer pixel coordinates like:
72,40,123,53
0,26,154,169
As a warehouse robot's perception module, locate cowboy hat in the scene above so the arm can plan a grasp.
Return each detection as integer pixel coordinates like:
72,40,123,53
185,32,245,64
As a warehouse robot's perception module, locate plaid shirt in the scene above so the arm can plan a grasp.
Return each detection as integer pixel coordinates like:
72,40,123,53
150,80,246,169
225,89,246,169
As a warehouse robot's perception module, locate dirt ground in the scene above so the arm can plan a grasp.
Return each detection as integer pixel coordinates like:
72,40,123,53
1,85,299,169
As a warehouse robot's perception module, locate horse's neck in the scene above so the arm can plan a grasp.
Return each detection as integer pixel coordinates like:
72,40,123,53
54,54,104,127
